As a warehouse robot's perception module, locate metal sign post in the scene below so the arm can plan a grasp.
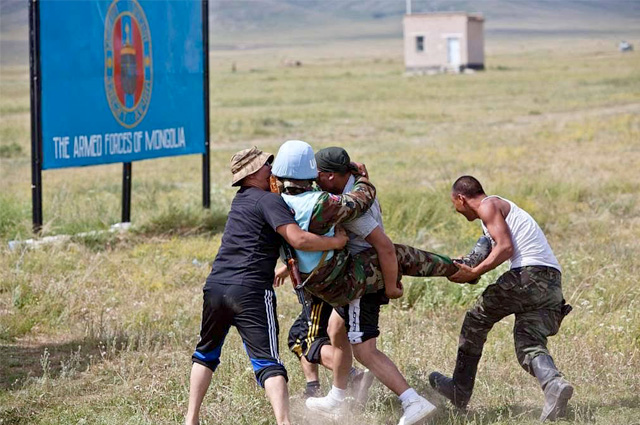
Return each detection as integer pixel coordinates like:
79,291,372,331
29,0,43,233
202,0,210,209
122,162,132,223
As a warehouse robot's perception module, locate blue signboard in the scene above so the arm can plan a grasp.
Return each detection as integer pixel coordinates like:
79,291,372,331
39,0,206,169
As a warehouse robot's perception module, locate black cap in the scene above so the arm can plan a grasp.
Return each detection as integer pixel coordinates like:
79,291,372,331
315,147,356,173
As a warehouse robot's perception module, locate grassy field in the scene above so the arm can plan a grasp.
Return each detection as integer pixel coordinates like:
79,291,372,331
1,33,640,424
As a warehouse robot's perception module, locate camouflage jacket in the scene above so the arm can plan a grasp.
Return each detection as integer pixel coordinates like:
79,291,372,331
281,175,377,235
281,176,377,306
310,177,376,234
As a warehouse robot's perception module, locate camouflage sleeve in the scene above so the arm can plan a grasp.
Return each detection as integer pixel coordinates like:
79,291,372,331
308,176,376,234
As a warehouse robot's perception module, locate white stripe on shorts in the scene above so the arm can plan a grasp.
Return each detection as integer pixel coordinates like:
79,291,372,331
264,290,281,363
348,298,364,344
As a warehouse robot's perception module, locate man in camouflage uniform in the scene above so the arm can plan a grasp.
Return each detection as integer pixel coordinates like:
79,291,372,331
271,159,459,307
271,141,462,308
429,175,574,422
272,141,487,425
306,242,457,307
271,139,377,420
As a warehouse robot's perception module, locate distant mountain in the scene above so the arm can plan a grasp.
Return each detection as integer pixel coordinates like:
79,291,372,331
1,0,639,64
206,0,640,48
210,0,640,30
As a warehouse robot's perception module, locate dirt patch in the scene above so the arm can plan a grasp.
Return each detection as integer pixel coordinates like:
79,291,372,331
0,336,100,390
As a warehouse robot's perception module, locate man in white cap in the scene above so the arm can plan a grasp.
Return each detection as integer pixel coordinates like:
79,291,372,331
185,147,348,425
270,140,378,420
271,141,487,425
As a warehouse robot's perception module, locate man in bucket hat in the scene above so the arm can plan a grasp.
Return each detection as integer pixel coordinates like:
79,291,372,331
186,147,348,425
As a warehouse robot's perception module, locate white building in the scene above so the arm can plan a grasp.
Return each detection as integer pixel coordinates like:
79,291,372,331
403,12,485,73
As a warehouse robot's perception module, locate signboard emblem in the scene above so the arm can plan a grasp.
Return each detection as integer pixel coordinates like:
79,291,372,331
104,0,152,128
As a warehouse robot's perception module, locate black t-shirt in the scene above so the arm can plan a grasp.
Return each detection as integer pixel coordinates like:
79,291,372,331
206,186,297,290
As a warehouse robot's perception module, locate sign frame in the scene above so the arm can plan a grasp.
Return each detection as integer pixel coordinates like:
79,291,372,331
29,0,211,233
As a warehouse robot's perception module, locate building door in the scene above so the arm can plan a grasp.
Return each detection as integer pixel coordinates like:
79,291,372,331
447,37,461,67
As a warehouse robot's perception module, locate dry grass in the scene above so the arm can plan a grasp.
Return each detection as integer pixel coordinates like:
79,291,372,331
1,36,640,424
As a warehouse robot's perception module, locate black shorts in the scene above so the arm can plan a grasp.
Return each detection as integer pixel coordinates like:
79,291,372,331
336,290,389,344
192,282,287,387
287,296,333,363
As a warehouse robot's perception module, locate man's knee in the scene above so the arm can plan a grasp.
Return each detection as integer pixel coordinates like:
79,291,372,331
303,338,330,364
328,323,343,341
256,364,288,388
458,308,496,355
192,347,223,372
464,301,498,325
327,311,345,339
514,311,554,374
352,339,377,363
461,308,491,335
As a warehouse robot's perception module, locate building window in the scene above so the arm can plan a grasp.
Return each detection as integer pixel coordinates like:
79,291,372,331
416,35,424,52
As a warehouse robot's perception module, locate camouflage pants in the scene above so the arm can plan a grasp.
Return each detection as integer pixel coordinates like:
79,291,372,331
459,266,565,375
303,244,458,307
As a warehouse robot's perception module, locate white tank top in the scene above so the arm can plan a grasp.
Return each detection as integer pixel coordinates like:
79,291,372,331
481,196,561,272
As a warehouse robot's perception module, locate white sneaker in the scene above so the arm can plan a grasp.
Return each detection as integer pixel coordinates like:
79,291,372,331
305,393,347,419
398,396,437,425
352,369,375,406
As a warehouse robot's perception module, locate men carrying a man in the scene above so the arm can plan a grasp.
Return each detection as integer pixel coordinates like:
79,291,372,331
283,148,380,401
185,147,348,425
271,141,491,425
271,140,379,420
430,175,573,422
272,142,461,310
310,146,438,424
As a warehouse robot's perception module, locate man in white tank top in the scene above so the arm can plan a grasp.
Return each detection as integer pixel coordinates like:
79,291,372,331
429,175,574,422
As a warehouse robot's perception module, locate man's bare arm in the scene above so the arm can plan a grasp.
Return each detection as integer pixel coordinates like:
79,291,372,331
474,199,514,274
449,199,513,283
365,226,402,299
277,223,348,251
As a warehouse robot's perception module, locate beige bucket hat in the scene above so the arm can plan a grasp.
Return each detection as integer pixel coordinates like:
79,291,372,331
230,146,274,186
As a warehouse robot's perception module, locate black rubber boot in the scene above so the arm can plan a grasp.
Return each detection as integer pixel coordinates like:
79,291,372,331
454,236,492,284
530,355,574,421
429,350,481,409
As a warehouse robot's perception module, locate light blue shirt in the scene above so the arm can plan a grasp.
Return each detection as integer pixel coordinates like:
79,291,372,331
281,191,335,273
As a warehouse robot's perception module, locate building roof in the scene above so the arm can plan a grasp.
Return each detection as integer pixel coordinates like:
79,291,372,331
404,12,484,22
